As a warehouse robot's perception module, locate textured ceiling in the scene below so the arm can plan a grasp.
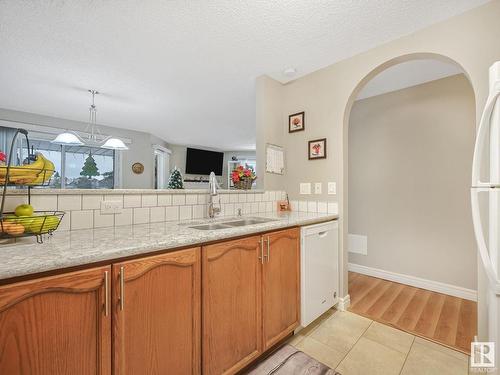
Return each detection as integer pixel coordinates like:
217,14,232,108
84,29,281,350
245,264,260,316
0,0,490,150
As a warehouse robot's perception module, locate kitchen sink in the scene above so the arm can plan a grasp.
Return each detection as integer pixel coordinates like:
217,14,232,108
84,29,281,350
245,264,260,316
188,217,277,230
189,223,233,230
223,218,276,227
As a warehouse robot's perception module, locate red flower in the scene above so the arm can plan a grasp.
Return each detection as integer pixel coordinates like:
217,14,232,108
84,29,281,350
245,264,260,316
244,170,251,177
0,152,6,162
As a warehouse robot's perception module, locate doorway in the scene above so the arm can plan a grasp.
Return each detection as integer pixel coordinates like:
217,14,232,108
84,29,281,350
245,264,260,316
345,59,477,353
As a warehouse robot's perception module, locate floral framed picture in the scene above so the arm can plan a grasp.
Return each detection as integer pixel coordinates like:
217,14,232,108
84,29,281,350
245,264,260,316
308,138,327,160
289,111,305,133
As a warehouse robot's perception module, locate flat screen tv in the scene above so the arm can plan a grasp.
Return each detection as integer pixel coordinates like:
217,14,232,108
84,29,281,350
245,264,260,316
185,147,224,176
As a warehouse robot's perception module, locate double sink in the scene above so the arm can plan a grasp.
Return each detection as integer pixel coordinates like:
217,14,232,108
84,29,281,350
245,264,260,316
188,217,277,230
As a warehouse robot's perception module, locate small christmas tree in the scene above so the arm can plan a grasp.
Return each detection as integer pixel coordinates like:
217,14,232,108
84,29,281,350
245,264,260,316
167,167,184,189
80,153,100,179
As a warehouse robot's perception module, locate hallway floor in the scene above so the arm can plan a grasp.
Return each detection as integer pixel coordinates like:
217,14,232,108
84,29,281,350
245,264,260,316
348,272,476,354
289,309,471,375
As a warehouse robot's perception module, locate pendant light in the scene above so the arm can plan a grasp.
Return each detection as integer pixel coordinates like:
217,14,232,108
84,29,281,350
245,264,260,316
52,89,128,150
51,131,84,145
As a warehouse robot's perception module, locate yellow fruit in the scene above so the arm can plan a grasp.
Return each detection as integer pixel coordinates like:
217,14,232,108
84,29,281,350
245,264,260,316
27,216,60,233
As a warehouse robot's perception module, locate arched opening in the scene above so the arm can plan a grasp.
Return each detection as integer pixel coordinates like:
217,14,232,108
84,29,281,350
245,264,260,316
343,53,477,352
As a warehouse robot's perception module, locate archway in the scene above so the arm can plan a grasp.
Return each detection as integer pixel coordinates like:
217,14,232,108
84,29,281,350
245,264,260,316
341,53,476,352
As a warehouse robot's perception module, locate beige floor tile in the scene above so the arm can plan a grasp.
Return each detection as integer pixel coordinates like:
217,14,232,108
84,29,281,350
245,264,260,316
336,336,406,375
401,339,469,375
299,308,338,336
414,337,469,362
294,336,347,369
309,311,372,353
287,332,306,346
363,321,414,354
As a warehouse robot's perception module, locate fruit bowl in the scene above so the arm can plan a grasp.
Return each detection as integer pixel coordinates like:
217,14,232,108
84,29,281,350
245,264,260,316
0,211,65,238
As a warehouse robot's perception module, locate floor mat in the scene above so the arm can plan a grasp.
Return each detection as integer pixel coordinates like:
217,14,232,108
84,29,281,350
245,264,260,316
245,345,340,375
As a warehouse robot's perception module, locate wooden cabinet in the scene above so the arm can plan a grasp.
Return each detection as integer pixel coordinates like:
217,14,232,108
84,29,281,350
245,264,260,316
262,228,301,350
202,236,263,375
202,228,300,374
113,247,201,375
0,266,111,375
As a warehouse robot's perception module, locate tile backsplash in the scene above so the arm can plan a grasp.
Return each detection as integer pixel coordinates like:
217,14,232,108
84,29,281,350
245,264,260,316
3,190,287,231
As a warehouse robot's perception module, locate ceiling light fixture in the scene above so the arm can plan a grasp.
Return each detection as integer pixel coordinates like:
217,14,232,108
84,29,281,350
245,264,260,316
52,89,128,150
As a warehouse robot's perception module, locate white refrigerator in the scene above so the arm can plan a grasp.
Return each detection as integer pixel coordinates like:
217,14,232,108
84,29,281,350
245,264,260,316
471,61,500,369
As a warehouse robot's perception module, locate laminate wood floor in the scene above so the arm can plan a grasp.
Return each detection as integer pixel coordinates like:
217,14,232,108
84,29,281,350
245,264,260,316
348,272,477,354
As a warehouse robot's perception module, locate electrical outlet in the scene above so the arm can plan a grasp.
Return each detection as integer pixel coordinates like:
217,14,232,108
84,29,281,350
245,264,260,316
100,200,122,214
314,182,322,194
299,183,311,195
328,182,336,195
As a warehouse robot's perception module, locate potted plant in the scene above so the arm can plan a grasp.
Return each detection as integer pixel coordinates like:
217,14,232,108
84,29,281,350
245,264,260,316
231,165,256,190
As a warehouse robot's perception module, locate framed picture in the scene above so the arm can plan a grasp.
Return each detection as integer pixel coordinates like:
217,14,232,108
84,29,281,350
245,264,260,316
308,138,327,160
289,111,305,133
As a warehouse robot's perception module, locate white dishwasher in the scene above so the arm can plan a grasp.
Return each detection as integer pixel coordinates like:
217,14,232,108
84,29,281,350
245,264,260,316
300,220,339,327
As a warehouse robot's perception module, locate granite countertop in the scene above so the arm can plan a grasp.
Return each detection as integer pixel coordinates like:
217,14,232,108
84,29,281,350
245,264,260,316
0,212,338,281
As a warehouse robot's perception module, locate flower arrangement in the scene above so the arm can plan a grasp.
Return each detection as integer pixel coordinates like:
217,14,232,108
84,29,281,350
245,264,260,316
0,152,6,166
231,165,256,190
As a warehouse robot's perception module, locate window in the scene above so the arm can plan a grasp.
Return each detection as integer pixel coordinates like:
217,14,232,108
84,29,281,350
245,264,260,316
0,125,119,189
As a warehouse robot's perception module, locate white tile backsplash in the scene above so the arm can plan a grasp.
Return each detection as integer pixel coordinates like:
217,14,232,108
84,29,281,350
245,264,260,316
94,210,114,228
57,195,82,211
82,195,103,210
150,206,166,223
142,194,158,207
165,206,179,221
172,195,186,205
317,201,328,213
133,207,150,224
307,201,317,213
4,190,287,231
115,208,133,226
124,194,142,208
71,210,93,230
179,205,192,220
186,194,198,205
30,195,57,211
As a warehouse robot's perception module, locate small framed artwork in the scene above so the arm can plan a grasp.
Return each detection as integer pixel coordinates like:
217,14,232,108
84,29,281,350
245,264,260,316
289,111,305,133
308,138,327,160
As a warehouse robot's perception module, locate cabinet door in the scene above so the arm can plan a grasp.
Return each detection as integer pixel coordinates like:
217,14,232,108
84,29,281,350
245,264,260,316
113,247,201,375
0,266,111,375
202,236,262,375
262,228,300,350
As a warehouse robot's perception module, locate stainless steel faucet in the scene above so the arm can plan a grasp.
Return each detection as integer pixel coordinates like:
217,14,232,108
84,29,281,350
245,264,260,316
208,172,220,218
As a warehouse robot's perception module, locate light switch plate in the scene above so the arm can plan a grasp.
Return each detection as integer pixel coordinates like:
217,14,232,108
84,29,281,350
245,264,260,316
328,182,336,195
101,200,122,214
314,182,322,194
299,183,311,195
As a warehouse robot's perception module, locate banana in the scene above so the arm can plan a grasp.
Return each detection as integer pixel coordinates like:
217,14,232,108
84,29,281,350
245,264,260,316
0,153,55,184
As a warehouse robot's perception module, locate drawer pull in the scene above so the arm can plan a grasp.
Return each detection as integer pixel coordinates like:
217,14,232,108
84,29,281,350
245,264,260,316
119,266,125,311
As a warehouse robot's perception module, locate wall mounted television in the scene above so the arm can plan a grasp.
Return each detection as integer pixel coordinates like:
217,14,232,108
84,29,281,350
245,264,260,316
185,147,224,176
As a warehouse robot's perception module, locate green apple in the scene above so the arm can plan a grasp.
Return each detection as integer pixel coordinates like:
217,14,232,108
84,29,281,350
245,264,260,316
15,204,34,217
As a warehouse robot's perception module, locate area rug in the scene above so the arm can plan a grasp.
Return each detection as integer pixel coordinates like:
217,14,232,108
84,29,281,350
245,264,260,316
245,345,340,375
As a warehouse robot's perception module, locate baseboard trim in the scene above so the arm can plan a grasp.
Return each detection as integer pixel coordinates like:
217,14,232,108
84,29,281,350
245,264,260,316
336,295,351,311
348,263,477,301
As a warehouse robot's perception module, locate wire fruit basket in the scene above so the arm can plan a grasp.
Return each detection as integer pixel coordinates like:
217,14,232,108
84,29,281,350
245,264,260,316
0,129,64,243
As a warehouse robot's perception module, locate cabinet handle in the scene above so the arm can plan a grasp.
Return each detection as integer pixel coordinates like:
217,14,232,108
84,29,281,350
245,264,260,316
258,239,264,264
104,270,109,317
119,266,125,311
267,236,270,262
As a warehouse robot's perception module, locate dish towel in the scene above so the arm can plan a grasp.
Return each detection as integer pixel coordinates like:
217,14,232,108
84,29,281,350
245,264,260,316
245,345,340,375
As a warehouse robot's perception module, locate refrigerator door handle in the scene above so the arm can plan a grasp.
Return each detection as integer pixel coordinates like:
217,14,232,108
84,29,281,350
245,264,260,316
472,85,500,187
471,188,500,295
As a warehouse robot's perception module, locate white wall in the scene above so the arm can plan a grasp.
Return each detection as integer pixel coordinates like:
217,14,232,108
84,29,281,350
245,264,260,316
348,74,476,290
0,107,169,189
